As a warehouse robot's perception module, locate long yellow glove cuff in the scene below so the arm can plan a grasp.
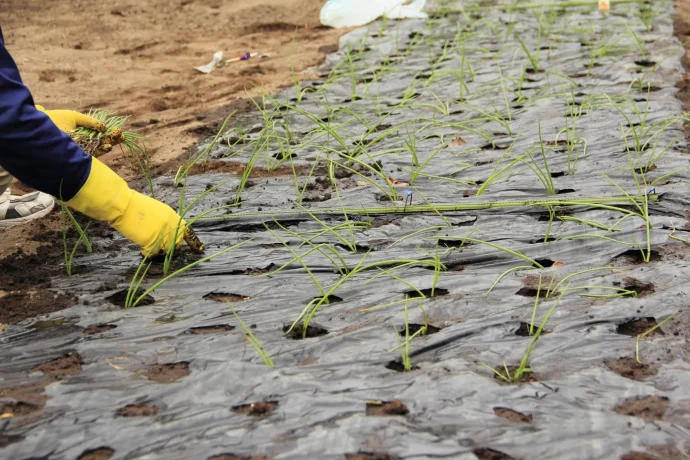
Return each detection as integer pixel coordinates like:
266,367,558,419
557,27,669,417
67,158,186,256
36,105,107,133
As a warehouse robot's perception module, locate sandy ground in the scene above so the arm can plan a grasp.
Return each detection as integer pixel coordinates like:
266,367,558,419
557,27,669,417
0,0,344,254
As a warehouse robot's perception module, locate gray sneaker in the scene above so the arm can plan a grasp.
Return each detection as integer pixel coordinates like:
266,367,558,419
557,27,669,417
0,190,55,228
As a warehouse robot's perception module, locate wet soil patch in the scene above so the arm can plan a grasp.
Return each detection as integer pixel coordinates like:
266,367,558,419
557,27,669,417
614,249,661,264
404,288,449,299
385,360,420,372
473,447,517,460
345,453,399,460
617,317,663,337
115,403,159,417
203,292,251,303
397,324,441,336
33,352,83,379
622,278,655,297
614,395,669,421
77,447,115,460
232,400,278,417
186,324,236,335
493,407,532,423
283,322,328,339
145,362,190,384
83,324,118,336
0,401,40,418
365,399,409,416
605,357,658,381
106,288,155,308
514,322,549,337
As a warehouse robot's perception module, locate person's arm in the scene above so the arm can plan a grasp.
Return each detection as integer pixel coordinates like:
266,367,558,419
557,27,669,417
0,26,186,255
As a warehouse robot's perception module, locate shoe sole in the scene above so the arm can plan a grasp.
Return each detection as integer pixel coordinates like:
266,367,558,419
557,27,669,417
0,200,56,229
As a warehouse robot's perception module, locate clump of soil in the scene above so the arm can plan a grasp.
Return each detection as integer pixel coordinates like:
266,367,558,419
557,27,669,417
345,453,399,460
384,361,420,372
83,324,118,336
605,357,658,381
614,396,669,421
77,447,115,460
186,324,236,335
0,289,74,326
493,407,532,423
397,324,441,336
0,401,40,418
203,292,251,303
473,447,517,460
283,322,328,339
404,287,449,299
106,288,155,308
493,366,539,384
622,278,655,297
208,454,268,460
232,400,278,417
33,352,83,379
115,403,159,417
145,362,190,384
617,317,663,337
365,400,409,416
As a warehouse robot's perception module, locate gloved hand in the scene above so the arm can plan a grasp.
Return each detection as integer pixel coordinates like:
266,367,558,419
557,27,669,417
36,105,107,133
67,157,186,256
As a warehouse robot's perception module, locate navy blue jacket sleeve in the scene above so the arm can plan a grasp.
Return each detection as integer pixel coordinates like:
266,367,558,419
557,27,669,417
0,25,91,201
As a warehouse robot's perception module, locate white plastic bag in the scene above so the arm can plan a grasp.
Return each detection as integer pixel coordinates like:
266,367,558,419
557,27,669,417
320,0,427,28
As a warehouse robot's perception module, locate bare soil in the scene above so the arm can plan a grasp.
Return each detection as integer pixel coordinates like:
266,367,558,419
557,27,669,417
472,447,517,460
365,400,409,417
232,400,279,417
208,455,268,460
605,357,658,381
614,396,669,422
345,454,399,460
32,352,83,379
145,362,190,383
493,407,532,424
76,447,115,460
115,403,159,417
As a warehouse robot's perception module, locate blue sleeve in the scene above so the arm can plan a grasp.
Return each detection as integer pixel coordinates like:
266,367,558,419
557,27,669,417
0,25,91,201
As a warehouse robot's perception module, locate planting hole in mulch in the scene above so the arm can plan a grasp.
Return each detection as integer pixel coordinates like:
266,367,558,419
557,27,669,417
313,295,343,304
0,435,23,448
617,317,663,337
622,278,655,297
397,324,441,336
283,322,328,339
208,455,268,460
605,357,658,381
186,324,236,335
232,400,278,417
614,249,661,264
77,447,115,460
614,395,669,421
620,453,657,460
345,453,399,460
493,407,532,423
635,59,657,67
515,287,556,298
83,324,118,336
33,352,82,379
493,366,539,384
203,292,251,303
556,188,576,195
365,399,409,416
473,447,516,460
514,322,549,337
529,236,556,244
404,288,449,299
106,288,155,308
534,258,555,268
385,360,420,372
440,238,471,248
145,362,190,384
0,401,40,418
115,403,159,417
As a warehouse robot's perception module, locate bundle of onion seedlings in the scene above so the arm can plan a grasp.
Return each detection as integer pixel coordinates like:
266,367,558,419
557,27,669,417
70,109,145,158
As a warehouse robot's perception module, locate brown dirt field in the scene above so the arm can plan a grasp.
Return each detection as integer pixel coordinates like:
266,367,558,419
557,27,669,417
0,0,344,256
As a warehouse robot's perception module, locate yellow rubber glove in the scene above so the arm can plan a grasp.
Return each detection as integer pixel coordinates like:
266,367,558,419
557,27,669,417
67,157,186,256
36,105,107,133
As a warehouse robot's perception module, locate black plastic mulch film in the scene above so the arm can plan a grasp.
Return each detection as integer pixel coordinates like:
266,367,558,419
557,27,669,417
3,1,690,459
